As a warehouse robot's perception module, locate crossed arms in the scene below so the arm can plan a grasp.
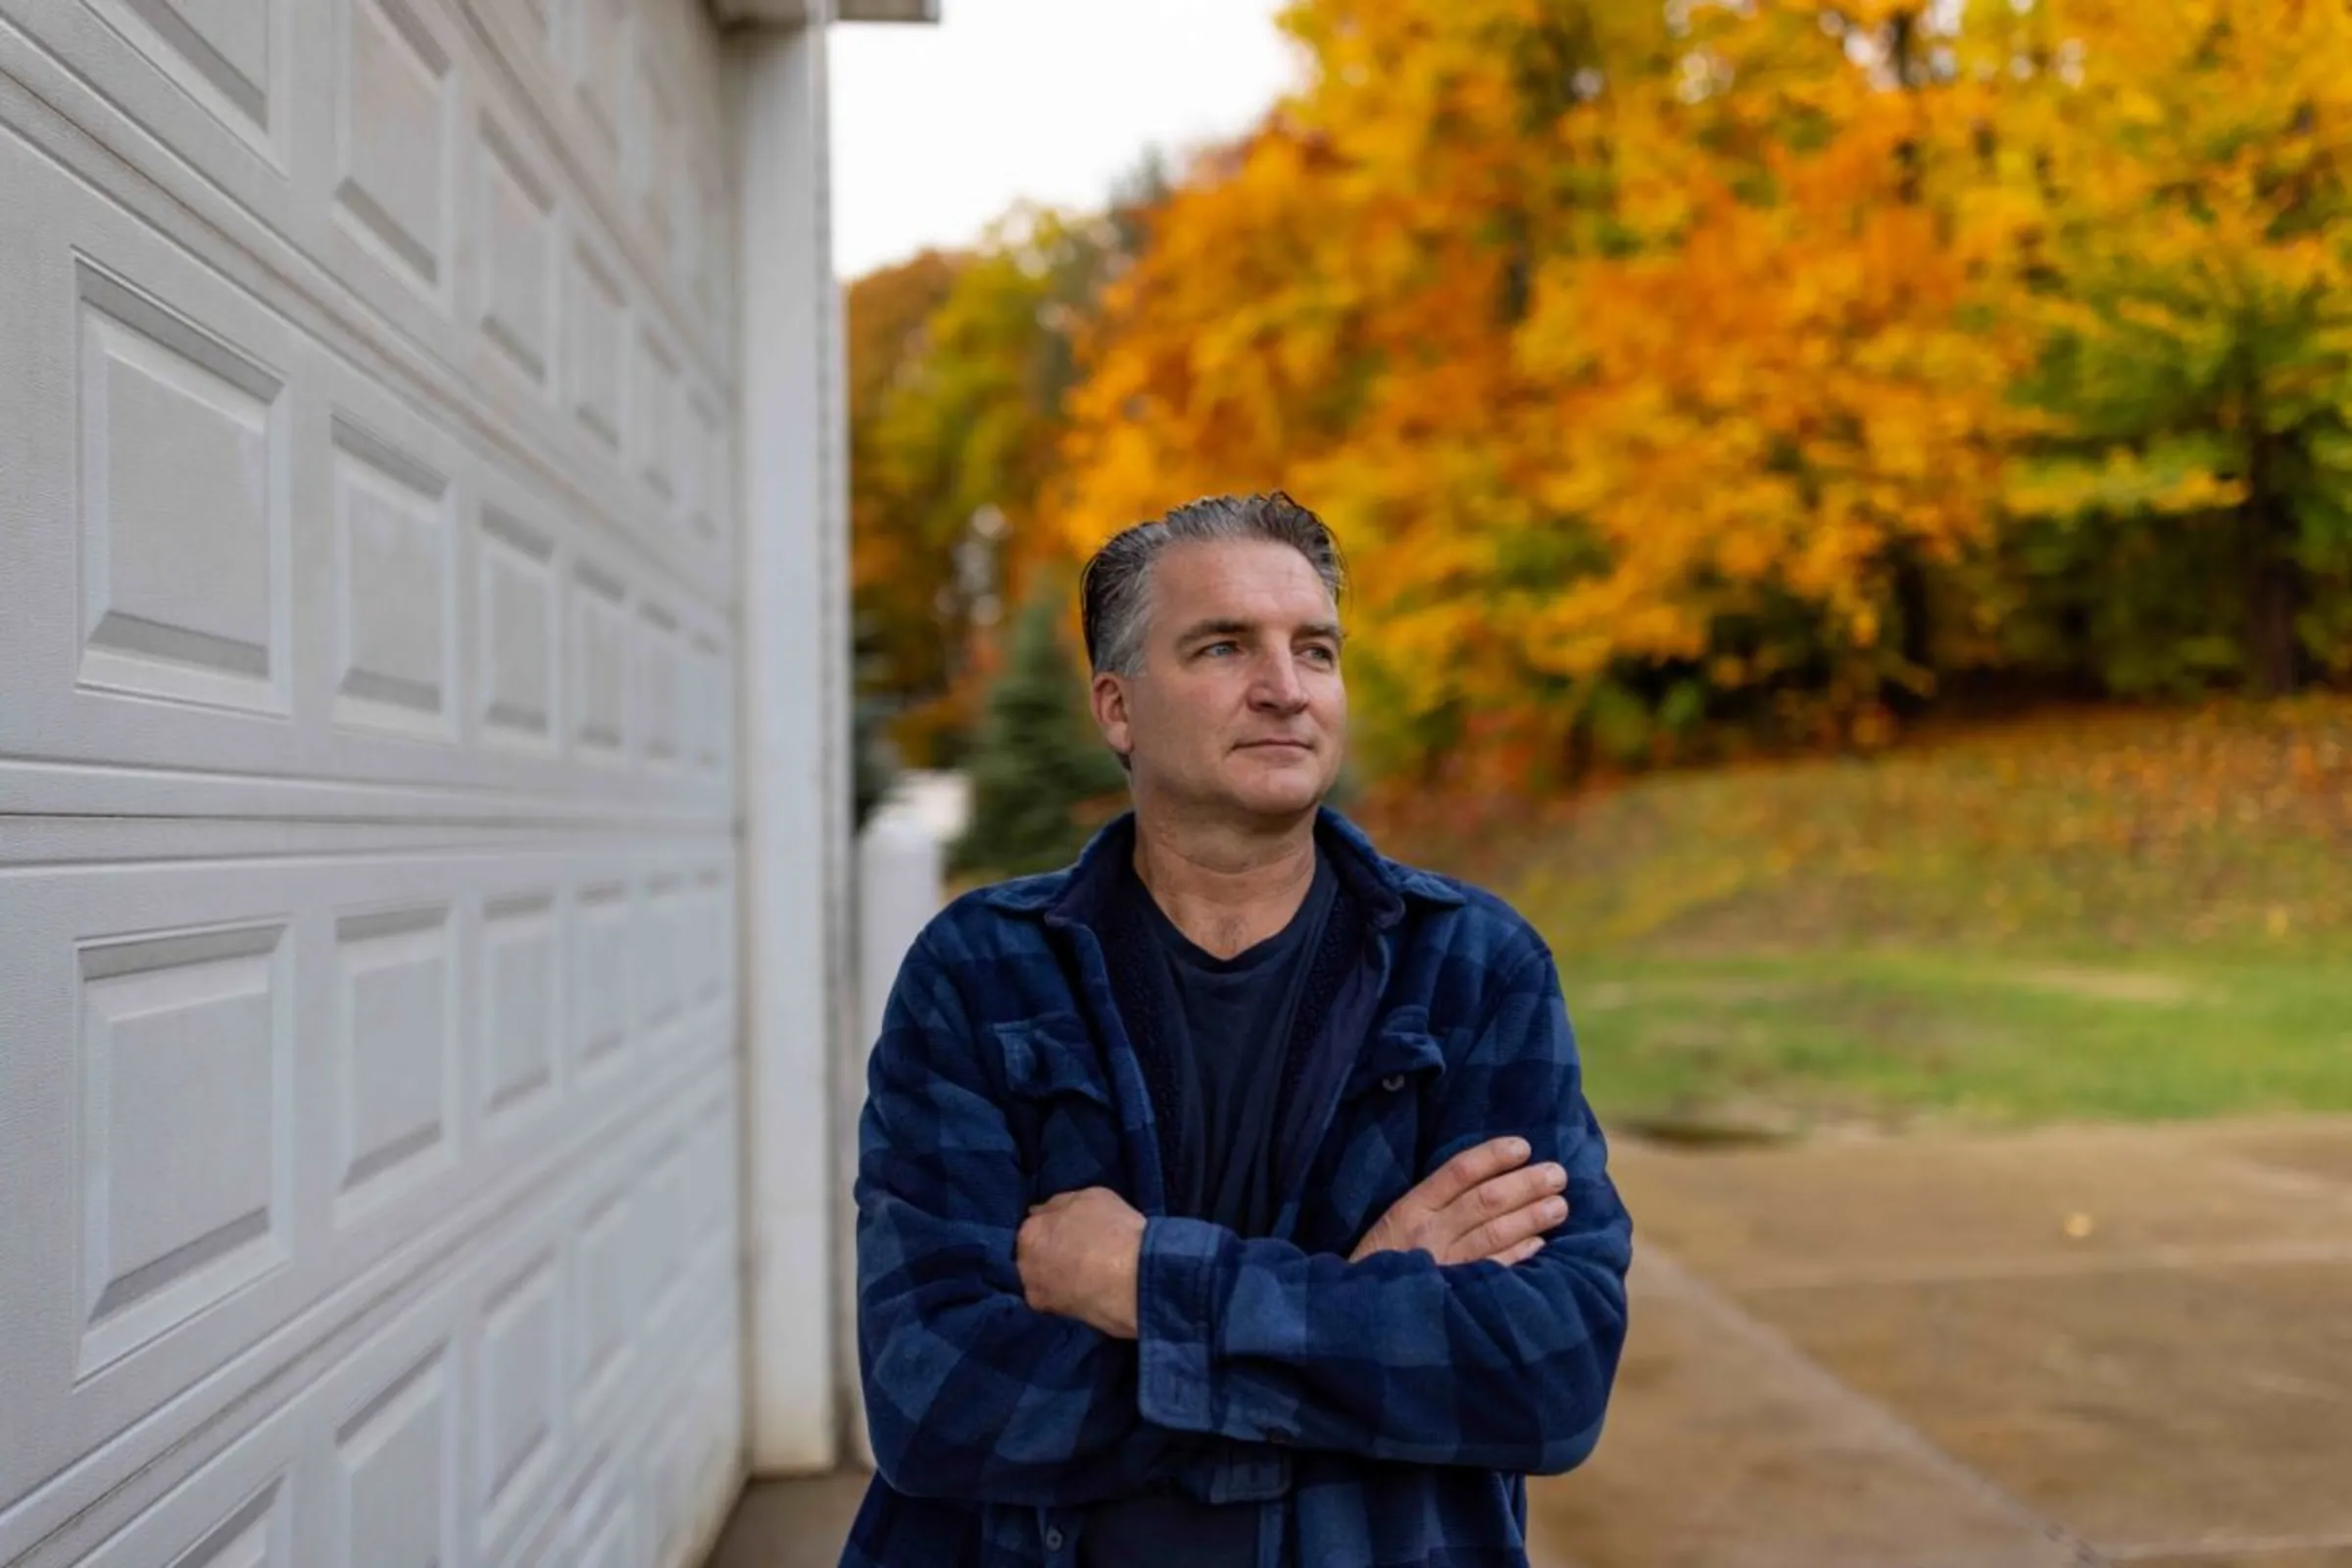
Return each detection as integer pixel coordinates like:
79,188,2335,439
852,935,1632,1508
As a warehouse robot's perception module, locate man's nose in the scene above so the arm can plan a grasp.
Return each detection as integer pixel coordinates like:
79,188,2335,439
1250,651,1309,711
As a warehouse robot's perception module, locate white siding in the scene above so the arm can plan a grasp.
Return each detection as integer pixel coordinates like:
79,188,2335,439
0,0,768,1563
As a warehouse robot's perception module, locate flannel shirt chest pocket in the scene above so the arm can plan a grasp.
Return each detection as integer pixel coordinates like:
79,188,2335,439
993,1012,1128,1202
1311,1005,1450,1241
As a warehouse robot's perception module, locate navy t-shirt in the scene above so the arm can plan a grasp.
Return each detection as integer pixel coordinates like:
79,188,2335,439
1080,852,1339,1568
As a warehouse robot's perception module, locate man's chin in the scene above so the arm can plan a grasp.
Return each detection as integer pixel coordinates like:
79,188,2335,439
1225,759,1334,817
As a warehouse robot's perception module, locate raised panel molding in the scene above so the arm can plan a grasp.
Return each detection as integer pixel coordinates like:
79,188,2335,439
330,416,455,739
476,1250,564,1551
637,877,683,1035
565,241,626,451
572,883,630,1072
573,1491,634,1568
478,115,557,386
162,1481,289,1568
480,894,559,1135
334,906,457,1221
635,1137,688,1333
680,1093,734,1264
334,1348,458,1568
690,632,727,775
570,563,628,759
568,0,628,158
76,924,292,1378
86,0,288,162
630,54,677,265
682,388,721,551
686,870,726,1013
636,602,680,766
572,1184,635,1412
334,0,457,301
479,506,559,749
76,263,290,717
635,327,677,503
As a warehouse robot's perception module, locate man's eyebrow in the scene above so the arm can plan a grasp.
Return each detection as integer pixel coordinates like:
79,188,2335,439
1173,617,1348,645
1174,617,1255,644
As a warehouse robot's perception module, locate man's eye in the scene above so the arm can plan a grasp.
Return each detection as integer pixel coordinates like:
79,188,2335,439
1202,642,1239,658
1301,645,1338,665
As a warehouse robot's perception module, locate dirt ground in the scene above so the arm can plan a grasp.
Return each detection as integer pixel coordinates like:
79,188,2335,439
1531,1116,2352,1568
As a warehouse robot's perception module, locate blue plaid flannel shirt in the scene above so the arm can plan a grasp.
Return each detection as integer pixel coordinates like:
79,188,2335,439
846,809,1633,1567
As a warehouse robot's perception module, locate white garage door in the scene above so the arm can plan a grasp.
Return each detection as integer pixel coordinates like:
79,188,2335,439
0,1,751,1565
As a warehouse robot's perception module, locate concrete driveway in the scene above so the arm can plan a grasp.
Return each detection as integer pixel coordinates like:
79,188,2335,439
706,1116,2352,1568
1532,1117,2352,1568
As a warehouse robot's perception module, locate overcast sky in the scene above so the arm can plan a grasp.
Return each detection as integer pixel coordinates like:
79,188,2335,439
828,0,1302,279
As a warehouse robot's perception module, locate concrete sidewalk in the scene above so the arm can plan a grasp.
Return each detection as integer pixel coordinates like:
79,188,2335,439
707,1116,2352,1568
706,1470,867,1568
1530,1116,2352,1568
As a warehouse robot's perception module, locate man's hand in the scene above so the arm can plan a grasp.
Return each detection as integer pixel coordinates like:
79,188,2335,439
1018,1187,1147,1340
1349,1137,1567,1267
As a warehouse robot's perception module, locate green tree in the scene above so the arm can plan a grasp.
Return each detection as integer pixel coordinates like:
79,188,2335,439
1989,0,2352,695
952,590,1128,877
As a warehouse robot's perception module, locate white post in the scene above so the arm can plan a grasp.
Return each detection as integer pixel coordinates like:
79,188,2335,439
734,14,851,1475
841,807,946,1468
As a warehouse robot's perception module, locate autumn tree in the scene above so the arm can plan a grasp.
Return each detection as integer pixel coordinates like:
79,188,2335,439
862,0,2352,797
1056,0,2024,780
849,165,1170,762
1983,0,2352,695
848,249,964,752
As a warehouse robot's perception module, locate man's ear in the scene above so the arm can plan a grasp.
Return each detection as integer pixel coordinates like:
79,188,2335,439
1091,670,1131,761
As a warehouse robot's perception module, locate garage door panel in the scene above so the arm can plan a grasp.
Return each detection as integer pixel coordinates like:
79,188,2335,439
19,230,305,731
326,0,463,314
0,5,737,625
0,0,749,1559
33,0,304,195
15,1078,738,1568
315,370,470,748
0,845,737,1556
12,0,729,389
471,105,560,399
0,121,734,813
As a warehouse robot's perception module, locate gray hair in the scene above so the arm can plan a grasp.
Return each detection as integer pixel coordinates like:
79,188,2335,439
1078,492,1346,677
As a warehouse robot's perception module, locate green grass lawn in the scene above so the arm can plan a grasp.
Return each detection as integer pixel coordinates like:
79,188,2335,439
1561,950,2352,1135
1434,698,2352,1134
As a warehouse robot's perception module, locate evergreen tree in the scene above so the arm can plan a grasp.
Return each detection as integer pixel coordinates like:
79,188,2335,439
952,592,1128,877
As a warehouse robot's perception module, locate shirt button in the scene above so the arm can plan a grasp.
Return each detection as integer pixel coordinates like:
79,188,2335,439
1044,1528,1065,1551
1381,1073,1405,1093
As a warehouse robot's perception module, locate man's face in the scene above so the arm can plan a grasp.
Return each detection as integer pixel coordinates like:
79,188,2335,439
1095,538,1348,821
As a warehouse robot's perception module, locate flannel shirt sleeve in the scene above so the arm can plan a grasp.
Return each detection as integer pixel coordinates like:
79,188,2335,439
1132,943,1633,1474
856,930,1253,1507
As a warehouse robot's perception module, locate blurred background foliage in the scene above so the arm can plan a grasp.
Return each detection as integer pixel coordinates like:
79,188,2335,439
852,0,2352,794
849,0,2352,1129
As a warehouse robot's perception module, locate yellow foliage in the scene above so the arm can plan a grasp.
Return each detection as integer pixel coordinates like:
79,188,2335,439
854,0,2352,782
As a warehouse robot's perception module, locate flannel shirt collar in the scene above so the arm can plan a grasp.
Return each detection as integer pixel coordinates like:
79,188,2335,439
976,805,1463,929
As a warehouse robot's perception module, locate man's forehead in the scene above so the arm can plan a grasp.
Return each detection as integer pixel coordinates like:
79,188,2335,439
1151,538,1336,612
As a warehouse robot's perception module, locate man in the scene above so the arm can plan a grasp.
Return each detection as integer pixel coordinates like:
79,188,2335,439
846,493,1633,1567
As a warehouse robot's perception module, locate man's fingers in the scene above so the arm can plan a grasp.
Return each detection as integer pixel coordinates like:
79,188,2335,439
1414,1137,1534,1210
1451,1161,1567,1230
1496,1236,1545,1267
1459,1194,1568,1264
